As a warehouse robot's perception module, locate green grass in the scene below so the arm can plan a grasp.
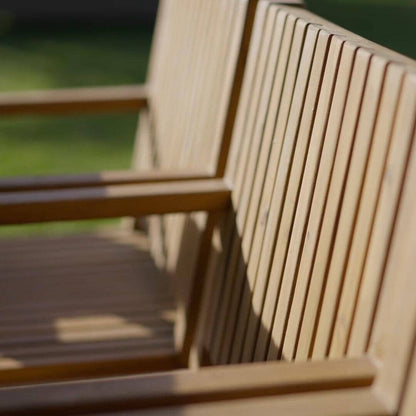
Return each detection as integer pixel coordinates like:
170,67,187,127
0,25,153,237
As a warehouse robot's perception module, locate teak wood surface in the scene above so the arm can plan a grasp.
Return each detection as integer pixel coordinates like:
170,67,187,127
0,0,415,415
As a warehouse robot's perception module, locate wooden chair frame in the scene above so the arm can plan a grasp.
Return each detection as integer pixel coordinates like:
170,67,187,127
0,1,415,415
0,78,413,416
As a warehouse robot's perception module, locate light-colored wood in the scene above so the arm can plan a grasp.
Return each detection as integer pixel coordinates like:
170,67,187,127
0,85,148,115
193,4,416,387
400,345,416,416
368,74,416,412
172,0,255,364
265,25,331,361
0,353,180,387
293,41,359,361
248,14,311,362
339,63,405,358
100,388,388,416
206,0,273,364
0,231,180,385
0,170,211,192
347,73,415,357
280,33,344,362
257,21,322,361
221,9,306,365
0,358,376,415
130,0,262,362
302,46,371,361
240,14,315,362
230,8,291,363
0,179,231,224
219,3,289,365
1,2,416,413
311,50,383,359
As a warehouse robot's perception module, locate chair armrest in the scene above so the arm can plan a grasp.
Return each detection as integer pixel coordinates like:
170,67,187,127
0,179,231,225
0,169,211,192
0,358,376,415
0,85,148,116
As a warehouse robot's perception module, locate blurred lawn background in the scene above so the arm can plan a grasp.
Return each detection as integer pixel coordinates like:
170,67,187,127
0,0,414,237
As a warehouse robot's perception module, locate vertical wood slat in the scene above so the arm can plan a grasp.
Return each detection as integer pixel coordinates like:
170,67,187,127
310,49,379,360
219,6,295,365
293,41,359,361
208,1,275,364
347,73,415,357
325,57,394,359
131,0,259,360
126,0,416,380
198,2,415,372
200,1,273,363
216,6,298,364
247,18,314,362
172,1,259,360
400,344,416,416
242,13,307,364
368,80,416,410
281,34,344,361
230,9,292,364
265,27,331,361
341,64,405,358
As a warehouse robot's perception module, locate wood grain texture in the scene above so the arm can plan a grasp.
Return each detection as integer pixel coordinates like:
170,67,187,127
0,170,211,192
0,358,375,415
0,230,180,385
98,388,388,416
369,74,416,412
0,179,231,224
0,85,148,115
196,3,416,377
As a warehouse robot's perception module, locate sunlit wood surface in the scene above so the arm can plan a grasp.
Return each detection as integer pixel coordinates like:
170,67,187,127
0,229,176,375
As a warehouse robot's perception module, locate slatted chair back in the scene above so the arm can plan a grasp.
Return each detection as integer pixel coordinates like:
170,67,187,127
195,1,416,371
130,0,259,346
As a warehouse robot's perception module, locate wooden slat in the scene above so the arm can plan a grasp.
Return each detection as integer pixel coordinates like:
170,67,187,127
248,14,310,362
280,32,344,362
293,41,359,361
348,73,416,356
304,47,371,361
254,20,321,361
220,4,288,365
214,0,282,177
331,63,405,358
210,2,284,365
369,75,416,411
131,0,261,361
228,7,292,364
311,50,384,359
265,25,331,361
238,15,318,363
400,345,416,416
325,55,394,359
0,179,231,224
226,5,289,364
0,170,211,192
197,2,416,374
0,229,178,385
0,351,181,387
98,388,388,416
220,8,305,365
0,85,148,115
167,2,241,362
199,0,273,365
0,358,376,415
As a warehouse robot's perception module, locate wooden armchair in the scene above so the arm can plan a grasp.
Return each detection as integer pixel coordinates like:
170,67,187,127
0,1,415,415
